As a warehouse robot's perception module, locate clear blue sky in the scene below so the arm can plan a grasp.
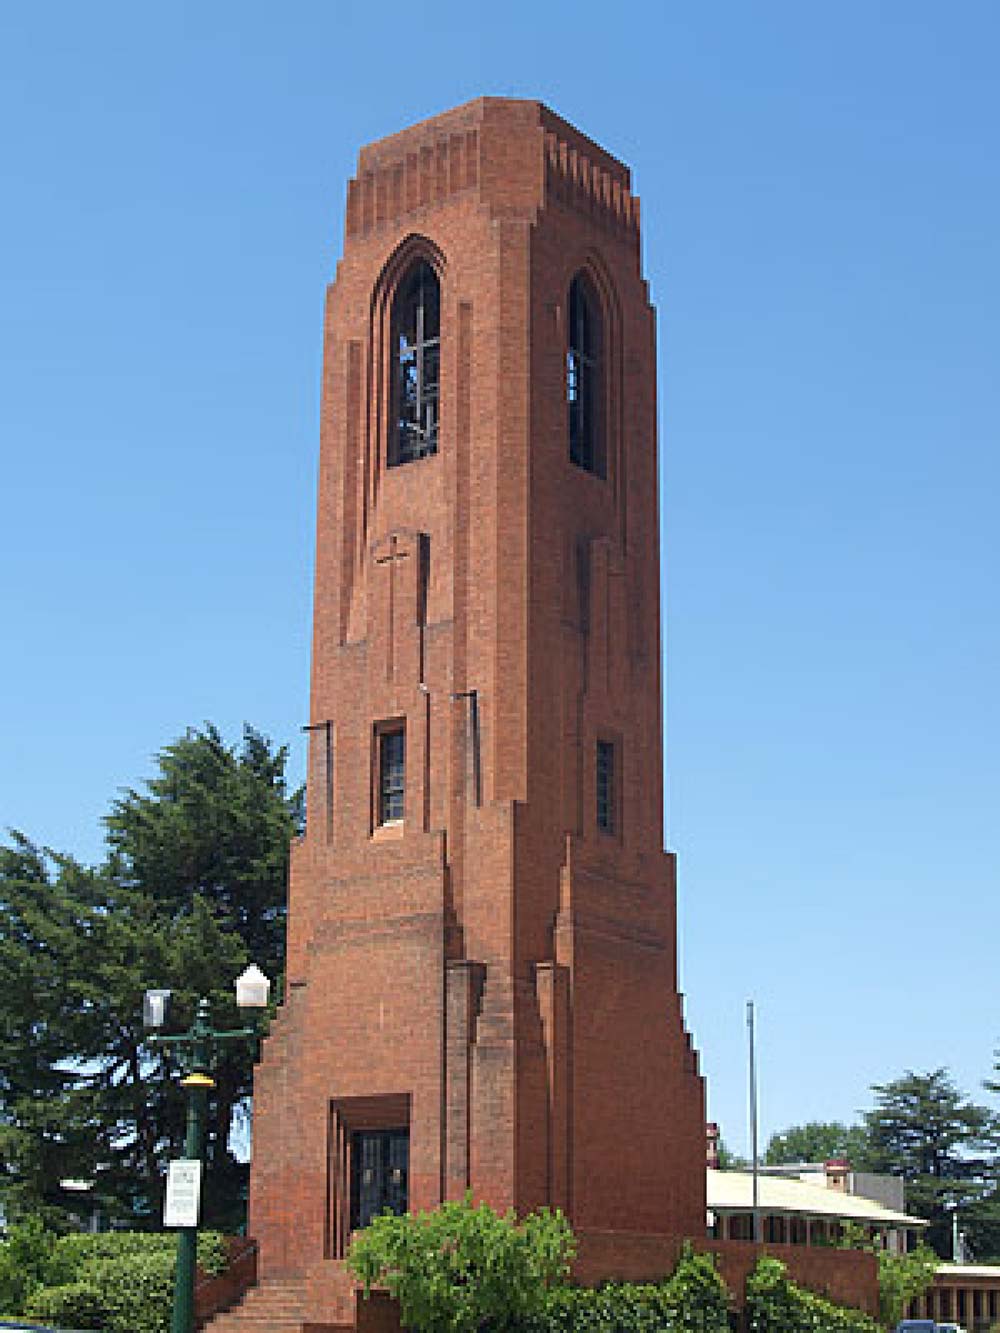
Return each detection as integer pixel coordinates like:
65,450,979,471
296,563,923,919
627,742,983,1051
2,2,998,1160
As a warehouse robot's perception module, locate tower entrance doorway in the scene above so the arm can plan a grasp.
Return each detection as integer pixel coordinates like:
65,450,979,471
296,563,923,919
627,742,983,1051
350,1128,409,1230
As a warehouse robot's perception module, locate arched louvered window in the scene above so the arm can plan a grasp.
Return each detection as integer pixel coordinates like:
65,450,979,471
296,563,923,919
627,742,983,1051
567,273,605,477
390,260,440,466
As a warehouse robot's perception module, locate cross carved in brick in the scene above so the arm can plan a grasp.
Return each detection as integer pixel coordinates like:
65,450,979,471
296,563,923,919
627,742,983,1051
374,534,410,568
374,535,410,680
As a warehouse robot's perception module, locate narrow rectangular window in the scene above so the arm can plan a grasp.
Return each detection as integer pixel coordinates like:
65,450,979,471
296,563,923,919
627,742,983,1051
596,739,615,834
378,726,406,824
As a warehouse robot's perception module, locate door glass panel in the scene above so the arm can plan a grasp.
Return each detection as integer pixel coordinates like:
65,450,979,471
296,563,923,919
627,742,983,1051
350,1128,409,1231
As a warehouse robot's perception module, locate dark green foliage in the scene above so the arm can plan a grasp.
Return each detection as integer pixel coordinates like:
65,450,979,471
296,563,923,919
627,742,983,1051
347,1196,575,1333
537,1283,666,1333
654,1246,731,1332
875,1246,939,1329
714,1139,747,1171
0,1215,59,1314
745,1255,881,1333
764,1121,873,1169
26,1278,108,1329
26,1251,175,1333
534,1245,730,1333
836,1223,939,1327
863,1069,996,1258
349,1205,729,1333
49,1227,228,1276
0,724,302,1231
973,1049,1000,1261
12,1228,228,1333
762,1068,1000,1261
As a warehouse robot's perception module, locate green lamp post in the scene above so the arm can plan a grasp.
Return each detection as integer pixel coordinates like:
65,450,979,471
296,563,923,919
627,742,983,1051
144,965,271,1333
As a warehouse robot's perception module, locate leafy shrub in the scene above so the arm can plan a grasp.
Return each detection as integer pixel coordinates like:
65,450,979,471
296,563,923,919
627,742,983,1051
837,1220,940,1327
7,1224,230,1332
876,1248,939,1332
347,1196,575,1333
657,1246,731,1332
26,1250,174,1333
530,1245,729,1333
51,1227,229,1277
349,1205,729,1333
23,1277,108,1330
746,1255,881,1333
535,1281,665,1333
0,1214,58,1314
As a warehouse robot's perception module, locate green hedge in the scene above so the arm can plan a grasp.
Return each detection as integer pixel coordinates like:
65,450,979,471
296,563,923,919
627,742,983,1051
50,1228,228,1277
0,1225,229,1333
745,1255,881,1333
533,1246,730,1333
26,1250,176,1333
23,1277,110,1330
349,1197,575,1333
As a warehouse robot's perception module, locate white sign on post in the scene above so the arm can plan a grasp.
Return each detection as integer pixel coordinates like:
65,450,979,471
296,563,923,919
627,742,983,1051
164,1159,202,1228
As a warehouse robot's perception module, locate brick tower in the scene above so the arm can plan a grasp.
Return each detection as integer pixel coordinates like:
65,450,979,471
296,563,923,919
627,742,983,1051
243,97,705,1324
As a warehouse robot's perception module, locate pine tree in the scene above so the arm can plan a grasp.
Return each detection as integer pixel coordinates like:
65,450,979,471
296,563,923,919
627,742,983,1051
0,724,302,1230
863,1068,995,1258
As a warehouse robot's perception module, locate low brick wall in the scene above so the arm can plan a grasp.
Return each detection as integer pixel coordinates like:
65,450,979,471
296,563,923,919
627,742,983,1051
709,1237,879,1317
194,1237,258,1328
303,1290,400,1333
574,1230,879,1317
221,1230,878,1331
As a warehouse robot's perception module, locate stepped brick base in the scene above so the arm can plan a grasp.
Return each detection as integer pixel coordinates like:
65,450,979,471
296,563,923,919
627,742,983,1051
202,1265,400,1333
202,1276,311,1333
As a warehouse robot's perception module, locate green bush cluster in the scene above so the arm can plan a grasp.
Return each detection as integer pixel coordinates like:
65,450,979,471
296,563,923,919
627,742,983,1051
0,1220,228,1333
349,1200,889,1333
349,1197,575,1333
0,1215,59,1315
531,1245,730,1333
745,1255,881,1333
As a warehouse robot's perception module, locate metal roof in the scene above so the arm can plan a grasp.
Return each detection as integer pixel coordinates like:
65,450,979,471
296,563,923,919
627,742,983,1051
707,1169,927,1227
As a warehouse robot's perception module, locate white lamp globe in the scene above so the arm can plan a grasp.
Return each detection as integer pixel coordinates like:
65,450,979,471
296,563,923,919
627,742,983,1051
235,963,271,1010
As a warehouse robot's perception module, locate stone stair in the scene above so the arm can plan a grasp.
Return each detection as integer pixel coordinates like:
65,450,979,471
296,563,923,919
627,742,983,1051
203,1276,310,1332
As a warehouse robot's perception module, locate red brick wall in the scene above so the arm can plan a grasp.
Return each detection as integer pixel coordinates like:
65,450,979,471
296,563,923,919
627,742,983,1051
575,1232,880,1317
194,1237,258,1327
301,1235,879,1333
247,98,706,1313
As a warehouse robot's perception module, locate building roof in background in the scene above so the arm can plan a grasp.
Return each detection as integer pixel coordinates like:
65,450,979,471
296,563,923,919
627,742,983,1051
707,1169,926,1227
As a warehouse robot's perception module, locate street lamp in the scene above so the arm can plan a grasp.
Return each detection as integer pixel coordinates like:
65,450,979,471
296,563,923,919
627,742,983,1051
144,964,272,1333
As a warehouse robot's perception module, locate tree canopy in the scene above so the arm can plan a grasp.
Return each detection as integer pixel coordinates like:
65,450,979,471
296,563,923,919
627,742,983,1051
764,1120,872,1168
752,1069,1000,1260
0,724,302,1231
863,1068,998,1259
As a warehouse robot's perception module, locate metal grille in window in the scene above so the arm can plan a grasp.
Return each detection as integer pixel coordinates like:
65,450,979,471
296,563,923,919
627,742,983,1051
350,1128,409,1231
596,739,615,833
567,274,602,475
379,728,405,824
391,260,440,466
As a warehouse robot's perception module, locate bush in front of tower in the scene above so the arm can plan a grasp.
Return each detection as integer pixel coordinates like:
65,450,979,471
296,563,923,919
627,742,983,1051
745,1255,881,1333
347,1195,575,1333
350,1208,889,1333
535,1244,730,1333
2,1224,229,1333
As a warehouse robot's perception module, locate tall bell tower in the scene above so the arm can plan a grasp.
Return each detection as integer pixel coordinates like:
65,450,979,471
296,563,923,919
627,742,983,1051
247,97,705,1316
